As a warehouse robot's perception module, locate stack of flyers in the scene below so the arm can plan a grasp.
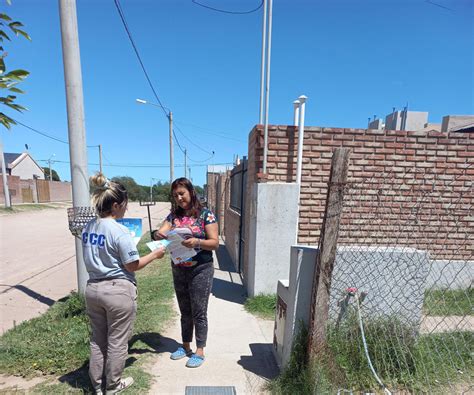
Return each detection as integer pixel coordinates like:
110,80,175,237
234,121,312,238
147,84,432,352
146,227,197,265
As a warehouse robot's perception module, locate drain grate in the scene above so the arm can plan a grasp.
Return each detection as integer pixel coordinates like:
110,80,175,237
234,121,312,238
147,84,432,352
185,386,237,395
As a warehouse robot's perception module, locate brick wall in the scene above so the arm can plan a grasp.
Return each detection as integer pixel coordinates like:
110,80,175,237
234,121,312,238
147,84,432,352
49,180,72,202
246,125,473,260
206,172,219,213
0,177,71,204
0,175,21,204
206,171,231,236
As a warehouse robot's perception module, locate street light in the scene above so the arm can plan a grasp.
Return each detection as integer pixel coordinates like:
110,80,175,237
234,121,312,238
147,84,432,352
47,154,56,181
136,98,174,183
150,177,158,202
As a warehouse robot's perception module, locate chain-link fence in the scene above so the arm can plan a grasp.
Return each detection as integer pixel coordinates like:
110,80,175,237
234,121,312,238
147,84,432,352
322,164,473,393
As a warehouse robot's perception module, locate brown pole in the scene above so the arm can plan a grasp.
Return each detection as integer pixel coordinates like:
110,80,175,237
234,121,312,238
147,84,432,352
308,147,350,355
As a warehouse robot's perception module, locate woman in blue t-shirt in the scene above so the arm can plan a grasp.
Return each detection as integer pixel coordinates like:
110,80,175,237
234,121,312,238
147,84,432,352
151,177,218,368
84,173,165,394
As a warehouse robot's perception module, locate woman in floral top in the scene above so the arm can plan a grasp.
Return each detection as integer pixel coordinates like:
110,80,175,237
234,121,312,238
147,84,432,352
151,177,218,368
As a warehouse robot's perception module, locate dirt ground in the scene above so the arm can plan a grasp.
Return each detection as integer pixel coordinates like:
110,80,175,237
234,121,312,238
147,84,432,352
0,201,170,334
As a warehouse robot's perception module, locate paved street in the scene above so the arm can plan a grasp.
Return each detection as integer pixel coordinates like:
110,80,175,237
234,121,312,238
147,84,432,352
0,202,170,334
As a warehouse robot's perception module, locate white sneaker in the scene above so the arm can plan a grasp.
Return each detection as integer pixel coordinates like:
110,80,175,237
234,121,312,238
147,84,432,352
105,377,134,394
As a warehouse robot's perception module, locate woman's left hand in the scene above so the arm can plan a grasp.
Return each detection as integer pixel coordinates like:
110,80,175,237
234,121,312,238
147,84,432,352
181,237,199,248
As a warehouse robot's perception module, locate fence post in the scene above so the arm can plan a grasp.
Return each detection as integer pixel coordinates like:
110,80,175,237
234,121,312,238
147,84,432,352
308,147,350,356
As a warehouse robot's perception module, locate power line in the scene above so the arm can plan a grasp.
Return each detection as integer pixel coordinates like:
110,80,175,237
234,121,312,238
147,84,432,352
113,0,169,118
174,120,245,142
114,0,215,161
12,116,214,164
37,158,231,168
13,119,69,144
425,0,454,12
174,124,213,155
12,118,99,148
192,0,264,15
187,152,215,163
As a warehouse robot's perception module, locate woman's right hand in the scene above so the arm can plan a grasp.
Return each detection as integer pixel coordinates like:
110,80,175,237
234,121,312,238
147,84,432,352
152,245,166,260
152,230,168,241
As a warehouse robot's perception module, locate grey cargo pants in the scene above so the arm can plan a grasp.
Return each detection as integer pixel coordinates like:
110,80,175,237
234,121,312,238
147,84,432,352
85,278,137,391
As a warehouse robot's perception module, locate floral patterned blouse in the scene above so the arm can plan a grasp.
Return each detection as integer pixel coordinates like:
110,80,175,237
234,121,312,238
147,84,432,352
165,208,217,266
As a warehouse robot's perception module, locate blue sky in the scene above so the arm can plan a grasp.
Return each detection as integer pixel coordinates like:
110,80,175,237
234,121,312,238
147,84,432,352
3,0,473,187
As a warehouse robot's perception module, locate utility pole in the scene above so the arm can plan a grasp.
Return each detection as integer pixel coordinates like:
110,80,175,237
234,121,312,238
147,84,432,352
136,99,174,184
150,178,153,202
169,111,174,183
0,137,11,208
98,144,102,173
184,148,187,179
48,159,52,181
59,0,90,294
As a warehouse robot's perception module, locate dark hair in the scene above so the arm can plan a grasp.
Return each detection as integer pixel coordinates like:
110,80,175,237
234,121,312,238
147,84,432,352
90,173,128,217
170,177,202,218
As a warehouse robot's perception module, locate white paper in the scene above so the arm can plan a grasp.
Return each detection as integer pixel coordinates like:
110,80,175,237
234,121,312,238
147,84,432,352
167,228,197,265
146,239,170,251
147,228,197,265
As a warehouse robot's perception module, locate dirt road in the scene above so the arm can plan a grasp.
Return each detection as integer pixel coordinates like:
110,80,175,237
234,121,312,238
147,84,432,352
0,202,170,334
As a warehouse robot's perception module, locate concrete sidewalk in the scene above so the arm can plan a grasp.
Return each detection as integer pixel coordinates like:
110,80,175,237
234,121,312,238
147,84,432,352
147,243,279,394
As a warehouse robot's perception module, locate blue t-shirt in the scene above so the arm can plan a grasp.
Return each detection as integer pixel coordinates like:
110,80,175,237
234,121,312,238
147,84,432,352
82,218,138,283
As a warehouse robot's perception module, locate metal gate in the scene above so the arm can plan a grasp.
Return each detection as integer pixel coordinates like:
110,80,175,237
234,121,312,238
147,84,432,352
230,158,247,274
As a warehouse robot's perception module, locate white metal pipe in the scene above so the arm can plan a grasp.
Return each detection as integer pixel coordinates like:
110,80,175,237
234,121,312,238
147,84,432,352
262,0,273,174
259,0,267,125
293,100,300,126
296,95,307,184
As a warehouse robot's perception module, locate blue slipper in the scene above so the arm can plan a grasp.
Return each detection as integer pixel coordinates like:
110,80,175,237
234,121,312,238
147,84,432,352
186,354,205,368
170,346,192,360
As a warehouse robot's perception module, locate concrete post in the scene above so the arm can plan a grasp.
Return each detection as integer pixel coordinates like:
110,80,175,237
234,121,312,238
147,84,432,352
0,138,11,208
59,0,90,294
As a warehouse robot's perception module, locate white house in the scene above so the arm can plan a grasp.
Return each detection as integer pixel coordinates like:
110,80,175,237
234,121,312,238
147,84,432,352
2,152,45,180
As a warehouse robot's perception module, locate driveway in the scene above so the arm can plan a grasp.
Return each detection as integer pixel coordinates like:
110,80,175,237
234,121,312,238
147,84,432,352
0,201,170,334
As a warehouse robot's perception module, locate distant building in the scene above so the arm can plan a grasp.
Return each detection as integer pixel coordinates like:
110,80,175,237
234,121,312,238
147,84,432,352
384,109,428,131
1,152,45,180
368,117,385,130
420,123,441,132
367,109,474,133
441,115,474,133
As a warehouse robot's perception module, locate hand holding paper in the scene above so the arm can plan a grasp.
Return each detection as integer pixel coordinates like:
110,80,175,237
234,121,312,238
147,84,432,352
147,227,197,265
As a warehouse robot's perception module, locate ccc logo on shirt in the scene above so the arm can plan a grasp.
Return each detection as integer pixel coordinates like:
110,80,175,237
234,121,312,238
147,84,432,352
83,232,105,247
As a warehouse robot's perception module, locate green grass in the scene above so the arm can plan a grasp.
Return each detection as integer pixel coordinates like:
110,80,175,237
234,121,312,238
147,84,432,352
327,317,473,393
268,322,337,395
244,293,276,320
0,203,61,214
0,232,174,394
269,317,473,394
423,288,473,316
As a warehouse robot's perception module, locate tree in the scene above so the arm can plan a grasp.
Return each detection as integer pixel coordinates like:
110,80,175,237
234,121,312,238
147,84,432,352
195,185,204,196
111,176,148,201
0,7,30,129
152,181,171,202
42,167,60,181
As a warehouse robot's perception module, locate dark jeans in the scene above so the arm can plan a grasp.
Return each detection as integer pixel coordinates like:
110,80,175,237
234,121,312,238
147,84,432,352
172,260,214,348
